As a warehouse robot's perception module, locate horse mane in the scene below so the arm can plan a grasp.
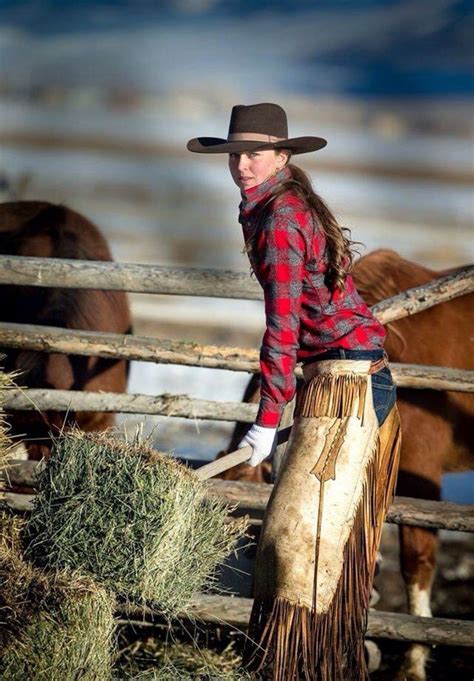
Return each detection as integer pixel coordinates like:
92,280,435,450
352,249,438,356
353,249,402,305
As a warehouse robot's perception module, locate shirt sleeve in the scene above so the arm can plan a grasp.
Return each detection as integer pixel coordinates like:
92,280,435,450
255,204,309,427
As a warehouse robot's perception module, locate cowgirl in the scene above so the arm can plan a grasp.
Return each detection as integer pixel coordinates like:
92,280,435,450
188,103,401,680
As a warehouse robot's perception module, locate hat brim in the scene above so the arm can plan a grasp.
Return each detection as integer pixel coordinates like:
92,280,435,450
186,136,327,155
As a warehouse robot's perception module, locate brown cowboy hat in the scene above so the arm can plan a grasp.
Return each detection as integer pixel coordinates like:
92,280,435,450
186,102,327,155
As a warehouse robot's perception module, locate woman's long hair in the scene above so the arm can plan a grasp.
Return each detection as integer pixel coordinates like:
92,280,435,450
250,159,357,292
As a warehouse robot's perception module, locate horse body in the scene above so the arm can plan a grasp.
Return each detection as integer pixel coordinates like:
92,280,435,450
0,201,132,459
217,249,474,680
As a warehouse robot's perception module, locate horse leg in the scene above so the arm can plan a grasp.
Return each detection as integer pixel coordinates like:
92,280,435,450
399,523,438,680
393,392,449,680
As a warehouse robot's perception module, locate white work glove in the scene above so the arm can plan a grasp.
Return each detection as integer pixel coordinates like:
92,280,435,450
238,424,277,467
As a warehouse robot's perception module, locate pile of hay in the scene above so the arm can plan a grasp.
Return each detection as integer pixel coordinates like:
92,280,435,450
26,429,246,617
0,513,115,681
121,660,251,680
115,637,250,680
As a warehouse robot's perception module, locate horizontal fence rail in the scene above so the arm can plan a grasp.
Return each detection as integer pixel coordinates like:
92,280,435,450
2,367,474,426
120,593,474,647
0,256,472,323
205,480,474,533
2,466,474,533
3,389,259,422
370,264,474,323
0,323,473,392
0,256,263,300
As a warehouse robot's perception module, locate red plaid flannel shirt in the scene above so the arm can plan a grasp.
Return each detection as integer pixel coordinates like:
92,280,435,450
240,166,386,427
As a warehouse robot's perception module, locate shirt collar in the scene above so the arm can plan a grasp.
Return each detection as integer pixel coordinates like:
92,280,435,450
239,166,292,219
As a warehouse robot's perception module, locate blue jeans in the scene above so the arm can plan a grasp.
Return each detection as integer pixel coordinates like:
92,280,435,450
303,349,397,426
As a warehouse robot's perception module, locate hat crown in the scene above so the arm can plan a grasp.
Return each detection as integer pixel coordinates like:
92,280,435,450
228,103,288,139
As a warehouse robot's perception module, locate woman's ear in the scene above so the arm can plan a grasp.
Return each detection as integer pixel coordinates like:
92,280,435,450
276,150,289,170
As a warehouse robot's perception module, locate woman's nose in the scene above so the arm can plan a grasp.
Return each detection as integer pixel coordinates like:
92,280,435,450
238,156,249,171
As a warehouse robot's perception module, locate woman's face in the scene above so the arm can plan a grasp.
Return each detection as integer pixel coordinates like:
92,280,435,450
228,149,287,191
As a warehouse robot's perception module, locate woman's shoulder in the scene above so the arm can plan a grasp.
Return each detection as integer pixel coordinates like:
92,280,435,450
263,190,317,252
270,188,310,216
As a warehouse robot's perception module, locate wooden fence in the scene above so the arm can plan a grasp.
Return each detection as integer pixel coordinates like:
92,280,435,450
1,256,472,314
1,254,473,649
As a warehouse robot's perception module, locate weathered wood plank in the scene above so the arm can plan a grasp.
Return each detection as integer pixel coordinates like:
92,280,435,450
0,459,40,487
206,482,474,532
0,256,471,322
366,609,474,647
0,323,472,391
3,470,473,532
0,322,259,371
207,480,271,513
0,491,35,512
0,256,262,300
372,265,474,323
121,594,474,646
2,389,258,423
391,363,474,391
386,496,474,532
0,458,259,496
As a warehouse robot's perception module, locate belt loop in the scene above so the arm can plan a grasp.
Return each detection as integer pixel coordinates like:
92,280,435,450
368,354,389,374
341,349,346,359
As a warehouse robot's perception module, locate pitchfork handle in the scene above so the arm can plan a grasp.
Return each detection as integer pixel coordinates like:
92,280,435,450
195,427,292,481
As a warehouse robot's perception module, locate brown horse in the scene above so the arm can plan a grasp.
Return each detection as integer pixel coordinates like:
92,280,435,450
217,249,474,680
0,201,132,459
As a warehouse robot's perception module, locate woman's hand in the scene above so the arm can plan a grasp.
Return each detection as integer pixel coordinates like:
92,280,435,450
238,424,278,467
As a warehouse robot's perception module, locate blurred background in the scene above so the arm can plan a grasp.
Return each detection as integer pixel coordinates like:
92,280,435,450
0,1,472,492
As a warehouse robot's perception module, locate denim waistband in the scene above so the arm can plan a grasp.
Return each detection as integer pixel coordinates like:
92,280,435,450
302,348,386,366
